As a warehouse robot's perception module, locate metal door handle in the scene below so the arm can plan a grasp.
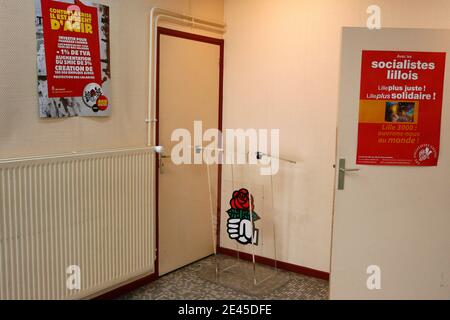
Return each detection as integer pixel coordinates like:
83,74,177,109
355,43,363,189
153,146,165,155
339,168,360,172
337,159,360,190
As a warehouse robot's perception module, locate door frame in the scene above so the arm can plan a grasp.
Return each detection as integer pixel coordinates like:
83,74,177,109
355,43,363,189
155,27,224,276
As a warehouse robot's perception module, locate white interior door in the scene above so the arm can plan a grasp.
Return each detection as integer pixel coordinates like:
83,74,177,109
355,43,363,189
158,31,220,276
331,28,450,299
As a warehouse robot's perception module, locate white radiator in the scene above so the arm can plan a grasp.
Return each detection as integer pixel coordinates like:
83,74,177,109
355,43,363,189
0,148,155,300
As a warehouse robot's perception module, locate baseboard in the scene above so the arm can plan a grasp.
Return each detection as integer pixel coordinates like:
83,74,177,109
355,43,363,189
94,272,158,300
217,246,330,281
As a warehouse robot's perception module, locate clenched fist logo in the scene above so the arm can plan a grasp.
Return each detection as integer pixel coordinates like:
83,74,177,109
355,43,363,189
226,189,260,245
227,218,259,245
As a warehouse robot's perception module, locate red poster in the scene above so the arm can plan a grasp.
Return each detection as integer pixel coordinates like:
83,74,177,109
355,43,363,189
36,0,111,117
357,50,446,166
41,0,102,97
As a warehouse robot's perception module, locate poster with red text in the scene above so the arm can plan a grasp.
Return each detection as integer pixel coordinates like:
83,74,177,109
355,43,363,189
35,0,111,118
357,50,446,166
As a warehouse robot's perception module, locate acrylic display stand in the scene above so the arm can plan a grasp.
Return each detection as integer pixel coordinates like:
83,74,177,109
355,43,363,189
199,148,297,296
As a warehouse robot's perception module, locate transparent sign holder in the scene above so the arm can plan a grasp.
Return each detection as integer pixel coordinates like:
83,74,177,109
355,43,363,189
200,148,296,296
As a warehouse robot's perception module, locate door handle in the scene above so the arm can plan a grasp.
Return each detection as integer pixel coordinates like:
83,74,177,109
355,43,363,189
337,159,360,190
339,168,360,172
153,146,165,155
153,146,171,174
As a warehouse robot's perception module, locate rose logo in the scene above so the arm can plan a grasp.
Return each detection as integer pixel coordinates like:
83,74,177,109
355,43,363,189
82,83,103,110
230,188,254,211
414,144,438,165
226,188,260,246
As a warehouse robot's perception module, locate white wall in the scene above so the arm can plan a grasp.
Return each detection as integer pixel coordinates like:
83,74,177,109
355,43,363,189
222,0,450,273
0,0,224,159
